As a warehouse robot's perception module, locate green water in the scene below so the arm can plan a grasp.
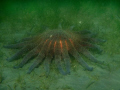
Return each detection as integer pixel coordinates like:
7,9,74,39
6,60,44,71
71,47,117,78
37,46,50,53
0,0,120,90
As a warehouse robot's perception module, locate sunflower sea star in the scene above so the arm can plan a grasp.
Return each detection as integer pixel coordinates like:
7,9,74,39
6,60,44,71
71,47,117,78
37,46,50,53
4,26,105,75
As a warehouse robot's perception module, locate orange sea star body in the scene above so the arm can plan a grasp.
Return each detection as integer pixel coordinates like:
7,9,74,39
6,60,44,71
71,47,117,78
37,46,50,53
4,29,104,75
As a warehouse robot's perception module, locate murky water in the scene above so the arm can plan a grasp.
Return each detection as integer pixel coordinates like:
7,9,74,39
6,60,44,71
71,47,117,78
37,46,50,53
0,1,120,90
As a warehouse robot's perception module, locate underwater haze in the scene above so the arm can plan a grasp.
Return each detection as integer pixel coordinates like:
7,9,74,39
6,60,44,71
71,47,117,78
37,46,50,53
0,0,120,90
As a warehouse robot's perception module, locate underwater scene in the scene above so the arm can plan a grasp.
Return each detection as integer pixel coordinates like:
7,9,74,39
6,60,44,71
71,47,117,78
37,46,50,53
0,0,120,90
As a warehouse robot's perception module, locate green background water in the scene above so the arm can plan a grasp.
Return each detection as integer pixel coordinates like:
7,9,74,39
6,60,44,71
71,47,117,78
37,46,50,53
0,0,120,90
